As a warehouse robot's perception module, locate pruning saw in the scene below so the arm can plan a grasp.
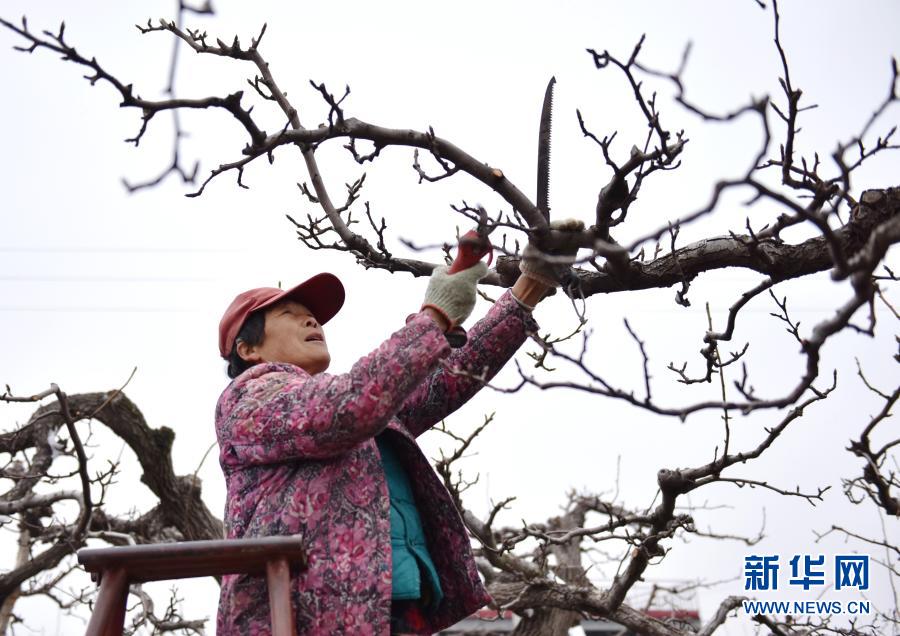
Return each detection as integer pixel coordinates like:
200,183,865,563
443,76,556,347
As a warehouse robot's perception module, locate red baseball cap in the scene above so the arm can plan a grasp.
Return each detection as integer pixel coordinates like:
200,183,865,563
218,273,345,359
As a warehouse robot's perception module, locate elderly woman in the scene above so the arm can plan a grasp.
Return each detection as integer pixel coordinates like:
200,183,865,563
214,223,580,635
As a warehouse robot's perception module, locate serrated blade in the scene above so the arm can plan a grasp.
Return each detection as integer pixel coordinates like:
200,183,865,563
536,76,556,221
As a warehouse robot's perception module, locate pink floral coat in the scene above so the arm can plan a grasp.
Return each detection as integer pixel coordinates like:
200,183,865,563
215,290,538,635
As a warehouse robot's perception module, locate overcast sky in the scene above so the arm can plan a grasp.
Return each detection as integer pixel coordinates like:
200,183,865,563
1,1,898,634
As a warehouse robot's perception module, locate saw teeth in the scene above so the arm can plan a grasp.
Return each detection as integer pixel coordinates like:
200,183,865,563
536,76,556,218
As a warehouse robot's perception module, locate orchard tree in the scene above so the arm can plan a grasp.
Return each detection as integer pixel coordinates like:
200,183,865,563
1,1,897,634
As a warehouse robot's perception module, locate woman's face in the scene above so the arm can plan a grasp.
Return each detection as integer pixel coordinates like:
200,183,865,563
240,299,331,375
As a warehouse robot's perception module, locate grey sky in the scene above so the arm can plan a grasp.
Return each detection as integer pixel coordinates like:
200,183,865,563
1,1,898,634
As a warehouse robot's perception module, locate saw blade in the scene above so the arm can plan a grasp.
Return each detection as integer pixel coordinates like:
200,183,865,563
536,76,556,221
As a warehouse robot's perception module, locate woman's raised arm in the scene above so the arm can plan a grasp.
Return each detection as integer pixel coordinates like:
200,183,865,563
395,285,541,437
216,311,451,465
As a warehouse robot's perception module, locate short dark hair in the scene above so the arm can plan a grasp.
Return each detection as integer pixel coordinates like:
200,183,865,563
226,310,266,379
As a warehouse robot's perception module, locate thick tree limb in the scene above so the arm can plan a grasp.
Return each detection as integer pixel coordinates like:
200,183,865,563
0,390,222,608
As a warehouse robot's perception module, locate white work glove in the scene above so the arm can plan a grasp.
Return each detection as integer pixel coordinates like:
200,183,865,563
519,218,585,287
421,262,489,328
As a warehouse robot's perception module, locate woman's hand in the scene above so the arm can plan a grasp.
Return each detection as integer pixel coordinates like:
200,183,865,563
519,218,586,288
421,262,489,330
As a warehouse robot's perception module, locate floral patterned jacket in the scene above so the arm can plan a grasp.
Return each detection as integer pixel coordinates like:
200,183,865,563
215,290,538,635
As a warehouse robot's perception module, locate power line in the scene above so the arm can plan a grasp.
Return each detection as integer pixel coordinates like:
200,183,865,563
0,276,216,282
0,247,243,253
0,307,204,313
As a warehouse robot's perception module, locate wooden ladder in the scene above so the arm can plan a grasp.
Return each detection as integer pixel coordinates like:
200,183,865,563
77,536,306,636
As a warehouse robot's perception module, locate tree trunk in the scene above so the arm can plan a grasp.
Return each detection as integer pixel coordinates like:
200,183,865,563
512,607,581,636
